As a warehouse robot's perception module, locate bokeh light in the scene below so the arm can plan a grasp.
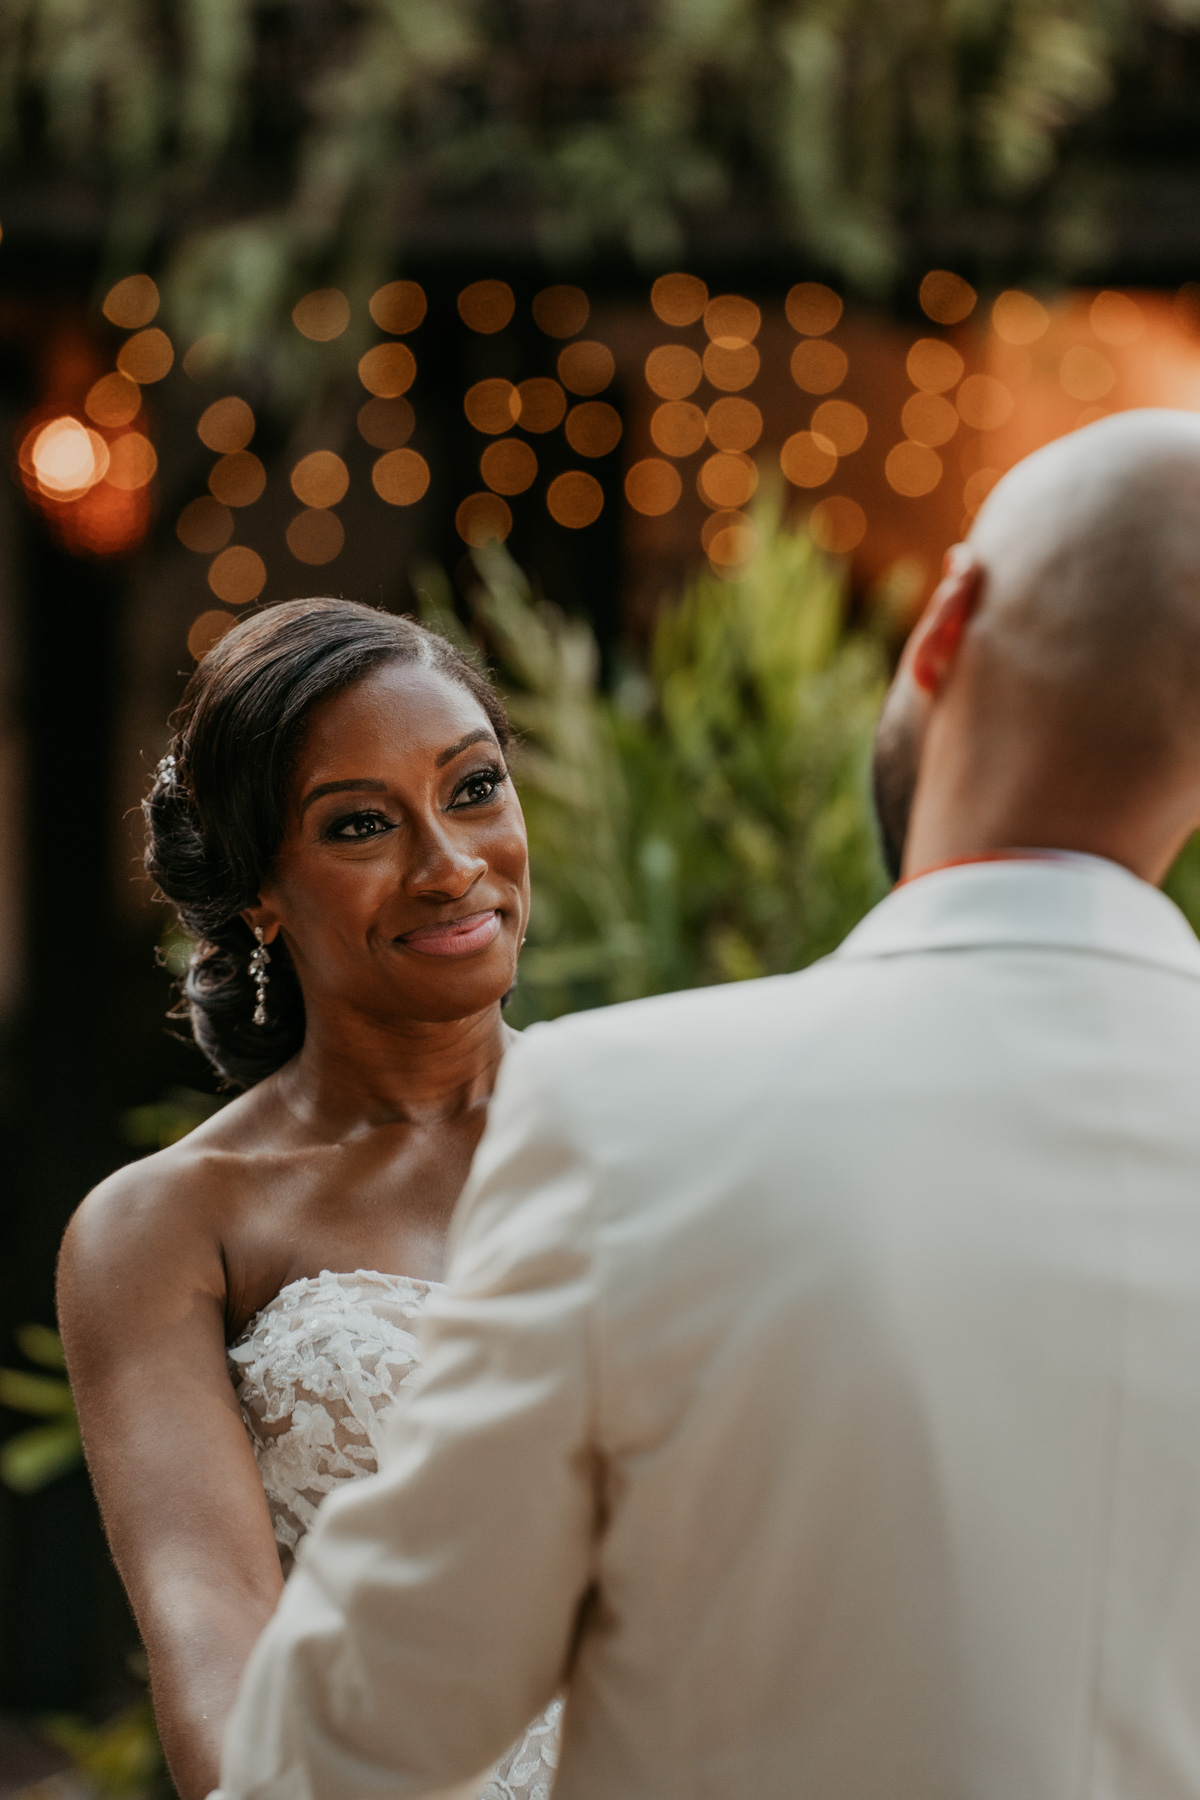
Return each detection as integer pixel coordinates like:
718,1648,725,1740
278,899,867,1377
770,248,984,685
703,295,760,346
105,433,158,491
901,391,958,447
456,492,512,544
464,379,521,434
885,442,942,496
698,452,757,510
786,283,843,336
645,345,703,400
532,286,589,338
457,281,515,334
547,470,604,527
117,328,174,383
706,397,762,453
357,397,414,449
906,339,964,393
480,438,538,495
1059,346,1115,401
811,399,867,455
701,509,749,554
558,341,615,396
102,275,160,329
372,449,431,505
706,518,758,569
514,378,566,432
85,373,141,429
29,418,108,497
208,545,266,603
963,467,1001,515
992,290,1049,345
651,273,708,326
956,374,1014,430
703,342,759,391
780,431,837,488
651,401,707,457
358,344,416,397
292,290,351,341
790,340,848,394
369,281,427,334
809,496,867,554
919,271,976,325
286,510,345,564
177,497,233,553
187,609,237,660
565,401,622,458
182,334,227,380
625,459,682,515
208,452,266,507
290,451,349,508
197,397,255,453
1090,290,1143,345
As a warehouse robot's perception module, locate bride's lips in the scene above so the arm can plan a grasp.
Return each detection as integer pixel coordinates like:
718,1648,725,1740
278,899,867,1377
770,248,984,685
397,909,503,957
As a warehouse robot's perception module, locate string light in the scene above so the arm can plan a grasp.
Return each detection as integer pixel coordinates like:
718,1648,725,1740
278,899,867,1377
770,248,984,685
557,342,615,396
358,397,414,449
625,459,682,515
906,340,964,393
456,492,512,544
651,274,708,326
1059,347,1115,401
698,453,757,510
358,344,416,398
780,431,837,488
480,439,537,495
706,398,762,453
645,345,702,400
183,335,226,379
464,379,521,434
177,497,233,552
369,281,427,334
372,449,431,505
702,341,759,391
102,275,159,329
208,545,266,604
885,442,942,497
919,272,976,325
117,328,174,383
457,281,515,334
532,286,589,338
564,402,622,458
546,471,604,527
105,433,157,490
706,517,758,569
198,398,255,453
513,379,566,432
28,419,108,498
290,451,349,509
808,496,866,554
187,609,236,660
85,373,141,428
292,290,351,341
1090,291,1143,345
651,402,707,457
786,284,843,336
286,510,344,565
790,341,847,394
901,392,958,447
992,291,1049,346
703,296,760,346
810,400,867,455
701,509,749,553
956,375,1014,430
208,452,266,507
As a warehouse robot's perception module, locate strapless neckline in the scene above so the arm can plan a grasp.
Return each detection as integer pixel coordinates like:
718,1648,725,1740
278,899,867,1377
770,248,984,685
240,1266,444,1339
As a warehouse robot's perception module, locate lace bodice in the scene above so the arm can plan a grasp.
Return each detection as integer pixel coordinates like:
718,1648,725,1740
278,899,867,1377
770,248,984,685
229,1268,561,1799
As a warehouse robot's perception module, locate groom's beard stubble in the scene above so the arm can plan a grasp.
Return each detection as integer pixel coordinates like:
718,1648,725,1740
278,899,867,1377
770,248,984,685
871,703,920,884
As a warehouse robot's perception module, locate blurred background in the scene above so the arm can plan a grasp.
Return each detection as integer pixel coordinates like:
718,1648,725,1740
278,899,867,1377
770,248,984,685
6,0,1200,1791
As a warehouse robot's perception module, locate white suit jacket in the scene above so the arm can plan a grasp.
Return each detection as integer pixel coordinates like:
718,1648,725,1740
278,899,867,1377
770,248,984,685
221,854,1200,1800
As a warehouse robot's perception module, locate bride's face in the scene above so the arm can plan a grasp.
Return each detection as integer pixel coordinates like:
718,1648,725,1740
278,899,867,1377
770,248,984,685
249,660,530,1026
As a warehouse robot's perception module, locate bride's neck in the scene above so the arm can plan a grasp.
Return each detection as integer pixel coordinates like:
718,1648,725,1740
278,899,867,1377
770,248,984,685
272,1003,510,1134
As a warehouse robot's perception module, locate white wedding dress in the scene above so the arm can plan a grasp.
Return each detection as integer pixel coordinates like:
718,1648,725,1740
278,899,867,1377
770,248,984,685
229,1268,562,1799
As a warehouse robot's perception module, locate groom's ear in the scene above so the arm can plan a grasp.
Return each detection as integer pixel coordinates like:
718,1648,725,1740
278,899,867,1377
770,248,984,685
909,547,984,698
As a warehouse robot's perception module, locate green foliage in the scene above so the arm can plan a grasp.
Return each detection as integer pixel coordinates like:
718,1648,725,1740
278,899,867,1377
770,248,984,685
0,1325,82,1495
421,497,887,1023
43,1698,165,1800
1164,829,1200,934
123,1086,225,1151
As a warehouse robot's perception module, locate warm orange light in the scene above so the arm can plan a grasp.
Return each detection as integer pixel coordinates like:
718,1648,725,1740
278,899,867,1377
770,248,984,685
786,283,843,336
901,392,958,448
187,609,237,660
706,518,758,569
780,431,837,489
198,397,255,453
809,496,866,554
456,492,512,544
85,373,141,428
811,400,867,455
292,290,351,341
30,418,108,497
103,274,160,329
106,433,158,491
625,459,682,516
117,328,174,383
358,397,414,449
645,345,702,400
177,497,233,553
558,341,615,396
963,467,1001,515
208,545,267,604
919,272,976,325
286,510,345,565
1059,346,1115,402
565,401,622,458
208,452,266,508
290,451,349,509
651,274,708,327
514,379,566,433
359,344,416,398
651,401,707,458
547,470,604,528
703,295,760,347
956,374,1014,431
457,281,515,334
183,335,227,380
698,452,757,510
372,449,431,506
464,379,521,435
1090,290,1143,345
532,286,590,338
703,342,759,392
992,290,1049,346
907,339,963,393
369,281,427,334
885,442,942,496
790,340,847,394
706,397,762,453
480,439,538,495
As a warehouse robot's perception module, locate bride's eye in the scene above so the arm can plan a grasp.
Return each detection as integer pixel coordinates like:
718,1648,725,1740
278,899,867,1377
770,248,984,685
451,766,507,808
326,810,393,841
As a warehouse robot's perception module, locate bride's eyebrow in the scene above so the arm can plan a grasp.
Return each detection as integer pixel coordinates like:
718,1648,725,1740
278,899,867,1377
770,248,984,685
436,727,498,768
300,778,388,817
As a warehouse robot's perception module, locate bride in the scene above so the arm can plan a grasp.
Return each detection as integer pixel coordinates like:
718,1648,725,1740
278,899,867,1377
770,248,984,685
57,598,559,1800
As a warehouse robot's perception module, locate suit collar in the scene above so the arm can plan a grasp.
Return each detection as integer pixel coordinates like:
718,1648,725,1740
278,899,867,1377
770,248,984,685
837,852,1200,979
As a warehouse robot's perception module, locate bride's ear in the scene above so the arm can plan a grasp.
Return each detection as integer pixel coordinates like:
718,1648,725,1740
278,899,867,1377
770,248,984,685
240,901,281,945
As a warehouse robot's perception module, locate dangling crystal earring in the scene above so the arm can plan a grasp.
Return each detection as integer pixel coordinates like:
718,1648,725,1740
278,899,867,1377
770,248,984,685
249,927,270,1026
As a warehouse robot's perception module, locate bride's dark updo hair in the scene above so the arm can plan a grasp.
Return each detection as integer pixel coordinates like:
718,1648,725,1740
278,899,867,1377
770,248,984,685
144,597,510,1091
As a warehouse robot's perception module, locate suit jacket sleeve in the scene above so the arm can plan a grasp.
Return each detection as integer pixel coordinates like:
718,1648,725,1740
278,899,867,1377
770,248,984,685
218,1030,599,1800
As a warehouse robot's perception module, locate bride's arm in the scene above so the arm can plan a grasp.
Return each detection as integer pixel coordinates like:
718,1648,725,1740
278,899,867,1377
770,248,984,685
57,1163,284,1800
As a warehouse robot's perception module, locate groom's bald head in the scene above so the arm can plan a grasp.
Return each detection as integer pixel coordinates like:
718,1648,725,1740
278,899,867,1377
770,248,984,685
874,409,1200,884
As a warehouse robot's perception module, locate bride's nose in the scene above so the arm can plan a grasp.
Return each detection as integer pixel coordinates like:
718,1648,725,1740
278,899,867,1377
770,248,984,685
402,816,487,898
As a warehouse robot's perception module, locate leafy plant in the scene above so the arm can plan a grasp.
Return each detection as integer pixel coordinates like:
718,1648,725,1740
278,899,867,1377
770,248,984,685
420,495,888,1023
0,1324,82,1495
42,1698,166,1800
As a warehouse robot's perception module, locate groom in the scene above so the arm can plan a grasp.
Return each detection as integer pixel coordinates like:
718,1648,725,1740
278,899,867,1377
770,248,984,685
222,410,1200,1799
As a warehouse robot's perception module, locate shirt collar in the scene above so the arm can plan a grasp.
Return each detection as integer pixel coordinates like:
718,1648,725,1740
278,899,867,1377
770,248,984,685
837,852,1200,979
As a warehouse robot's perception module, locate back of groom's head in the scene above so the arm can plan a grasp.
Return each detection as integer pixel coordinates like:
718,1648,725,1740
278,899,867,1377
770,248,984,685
874,409,1200,886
